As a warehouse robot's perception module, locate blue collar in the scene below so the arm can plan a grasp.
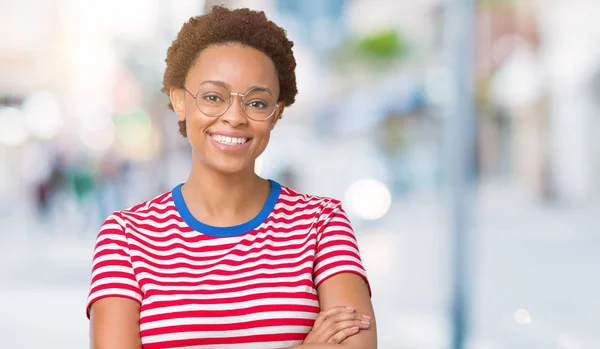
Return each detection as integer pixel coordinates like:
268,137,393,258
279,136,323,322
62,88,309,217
172,180,281,237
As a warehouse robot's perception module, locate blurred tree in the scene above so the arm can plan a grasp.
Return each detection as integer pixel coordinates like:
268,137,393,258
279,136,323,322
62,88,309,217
356,29,407,60
334,29,409,66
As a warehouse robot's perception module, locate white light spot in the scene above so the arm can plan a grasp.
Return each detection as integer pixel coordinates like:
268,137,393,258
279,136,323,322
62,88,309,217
22,92,62,139
79,122,115,152
490,45,544,109
514,309,532,325
345,178,392,220
0,107,29,146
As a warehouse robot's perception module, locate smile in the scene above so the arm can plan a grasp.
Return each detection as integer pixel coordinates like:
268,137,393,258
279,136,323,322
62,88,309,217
210,134,250,145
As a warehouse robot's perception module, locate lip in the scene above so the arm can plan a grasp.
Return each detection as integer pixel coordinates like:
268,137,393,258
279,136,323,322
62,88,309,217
208,132,252,152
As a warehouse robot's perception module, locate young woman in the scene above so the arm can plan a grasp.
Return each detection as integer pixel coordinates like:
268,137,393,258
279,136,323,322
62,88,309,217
87,6,376,349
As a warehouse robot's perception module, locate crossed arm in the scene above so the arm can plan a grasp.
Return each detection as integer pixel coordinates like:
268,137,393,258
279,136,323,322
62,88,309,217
89,272,376,349
286,272,377,349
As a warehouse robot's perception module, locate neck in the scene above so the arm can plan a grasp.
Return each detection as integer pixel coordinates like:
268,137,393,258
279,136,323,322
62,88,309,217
181,157,271,226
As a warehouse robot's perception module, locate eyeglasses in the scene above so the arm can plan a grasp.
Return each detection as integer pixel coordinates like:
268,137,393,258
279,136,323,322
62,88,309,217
184,82,280,121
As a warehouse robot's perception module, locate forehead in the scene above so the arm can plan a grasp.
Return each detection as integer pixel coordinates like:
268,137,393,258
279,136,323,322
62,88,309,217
186,44,280,93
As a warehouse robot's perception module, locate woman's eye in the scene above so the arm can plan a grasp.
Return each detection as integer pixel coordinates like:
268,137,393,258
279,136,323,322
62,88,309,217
248,101,268,109
203,95,223,103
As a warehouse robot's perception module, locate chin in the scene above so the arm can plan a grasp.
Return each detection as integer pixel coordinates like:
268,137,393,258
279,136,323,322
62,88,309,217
209,161,253,176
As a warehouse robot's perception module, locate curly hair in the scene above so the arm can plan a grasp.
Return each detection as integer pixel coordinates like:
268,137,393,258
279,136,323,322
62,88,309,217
161,5,298,137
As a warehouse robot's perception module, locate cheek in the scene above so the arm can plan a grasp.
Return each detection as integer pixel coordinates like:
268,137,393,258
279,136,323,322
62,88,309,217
185,118,198,141
252,128,272,153
185,117,208,148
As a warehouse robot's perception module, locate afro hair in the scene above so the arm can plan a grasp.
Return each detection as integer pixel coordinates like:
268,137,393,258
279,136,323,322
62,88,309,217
161,5,298,137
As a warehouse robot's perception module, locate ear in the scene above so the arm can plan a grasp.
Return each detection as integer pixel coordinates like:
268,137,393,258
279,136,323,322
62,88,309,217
270,104,285,130
169,88,186,122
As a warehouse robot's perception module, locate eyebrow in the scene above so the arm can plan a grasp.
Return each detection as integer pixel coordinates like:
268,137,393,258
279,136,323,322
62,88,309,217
200,80,229,89
199,80,273,92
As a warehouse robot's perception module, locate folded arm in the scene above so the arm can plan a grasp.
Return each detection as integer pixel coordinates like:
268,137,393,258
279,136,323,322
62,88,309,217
288,272,377,349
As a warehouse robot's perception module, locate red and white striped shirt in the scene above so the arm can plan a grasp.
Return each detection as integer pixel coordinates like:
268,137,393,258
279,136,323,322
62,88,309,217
87,180,370,348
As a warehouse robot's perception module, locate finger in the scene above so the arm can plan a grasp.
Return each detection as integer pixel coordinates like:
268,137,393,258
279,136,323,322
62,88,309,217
357,319,371,329
319,306,355,319
325,319,370,338
327,326,359,344
316,316,371,339
313,306,355,329
324,311,368,325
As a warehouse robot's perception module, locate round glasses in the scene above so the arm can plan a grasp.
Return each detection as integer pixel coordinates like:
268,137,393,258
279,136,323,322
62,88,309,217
184,82,280,121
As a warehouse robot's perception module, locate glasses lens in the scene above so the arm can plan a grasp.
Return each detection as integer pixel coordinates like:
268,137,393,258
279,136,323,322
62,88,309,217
243,88,277,120
195,82,230,117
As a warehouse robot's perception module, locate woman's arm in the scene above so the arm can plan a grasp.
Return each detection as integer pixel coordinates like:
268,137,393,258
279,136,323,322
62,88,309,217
87,213,144,349
288,199,377,349
288,272,377,349
89,297,142,349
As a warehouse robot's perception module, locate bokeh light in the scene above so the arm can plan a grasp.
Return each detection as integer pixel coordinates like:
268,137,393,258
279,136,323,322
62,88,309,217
22,91,62,140
112,108,158,161
345,178,392,220
514,309,532,325
117,126,161,162
114,108,152,148
0,107,29,146
79,121,116,152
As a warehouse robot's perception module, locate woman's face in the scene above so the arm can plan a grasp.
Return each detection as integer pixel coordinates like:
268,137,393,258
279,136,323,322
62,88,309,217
170,44,283,175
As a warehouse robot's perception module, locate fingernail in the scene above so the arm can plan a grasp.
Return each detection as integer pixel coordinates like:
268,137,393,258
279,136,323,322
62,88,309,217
350,326,359,331
360,320,370,326
361,315,371,320
345,306,355,311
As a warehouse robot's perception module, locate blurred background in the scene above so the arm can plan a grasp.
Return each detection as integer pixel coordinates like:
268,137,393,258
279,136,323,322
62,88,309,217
0,0,599,348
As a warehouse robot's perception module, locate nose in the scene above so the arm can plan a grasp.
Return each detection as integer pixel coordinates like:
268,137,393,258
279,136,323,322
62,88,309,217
219,94,247,127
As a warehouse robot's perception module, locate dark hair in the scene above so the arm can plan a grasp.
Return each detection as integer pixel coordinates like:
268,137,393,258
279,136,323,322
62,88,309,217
161,5,298,137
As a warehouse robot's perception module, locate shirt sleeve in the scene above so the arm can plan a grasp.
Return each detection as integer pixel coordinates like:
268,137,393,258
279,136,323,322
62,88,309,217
313,200,372,297
86,212,143,318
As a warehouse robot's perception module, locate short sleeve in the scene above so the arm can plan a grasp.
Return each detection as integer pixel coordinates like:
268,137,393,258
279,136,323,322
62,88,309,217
86,212,143,318
313,200,371,297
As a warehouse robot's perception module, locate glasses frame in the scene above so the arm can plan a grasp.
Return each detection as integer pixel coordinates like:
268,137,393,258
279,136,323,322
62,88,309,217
183,83,280,121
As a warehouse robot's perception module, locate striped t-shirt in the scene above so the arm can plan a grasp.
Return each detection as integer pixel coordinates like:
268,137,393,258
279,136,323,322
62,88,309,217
87,180,370,349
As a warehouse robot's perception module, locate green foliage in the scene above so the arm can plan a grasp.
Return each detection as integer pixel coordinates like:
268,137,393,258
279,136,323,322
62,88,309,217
355,29,408,60
332,28,410,68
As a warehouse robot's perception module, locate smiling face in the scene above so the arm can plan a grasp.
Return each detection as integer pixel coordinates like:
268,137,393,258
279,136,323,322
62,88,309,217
170,44,283,175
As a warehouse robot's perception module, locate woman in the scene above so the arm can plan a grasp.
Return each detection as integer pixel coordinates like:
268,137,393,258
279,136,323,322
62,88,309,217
87,6,376,349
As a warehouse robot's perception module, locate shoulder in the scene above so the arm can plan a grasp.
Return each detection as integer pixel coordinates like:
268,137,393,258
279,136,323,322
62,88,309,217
105,189,176,228
278,185,346,218
279,185,341,206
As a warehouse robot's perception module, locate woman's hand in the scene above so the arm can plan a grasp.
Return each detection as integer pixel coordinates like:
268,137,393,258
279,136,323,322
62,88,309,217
303,306,372,344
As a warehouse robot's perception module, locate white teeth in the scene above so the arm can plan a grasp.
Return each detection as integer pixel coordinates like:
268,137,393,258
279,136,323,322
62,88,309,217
211,134,248,145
